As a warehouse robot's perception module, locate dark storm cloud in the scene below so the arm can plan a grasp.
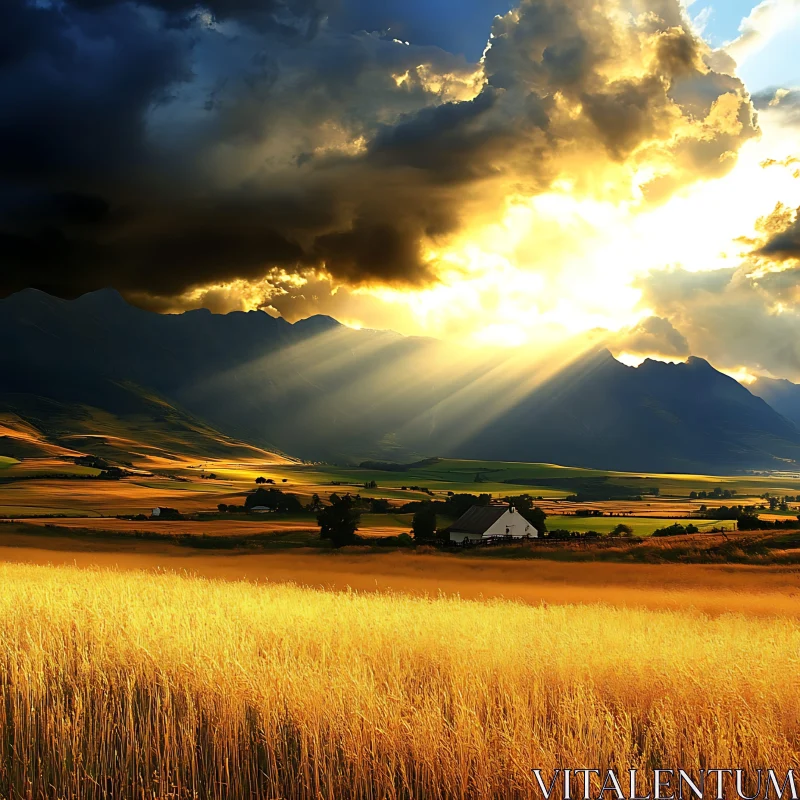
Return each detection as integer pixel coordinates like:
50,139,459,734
325,0,513,59
757,206,800,262
0,0,759,303
0,0,190,182
67,0,330,35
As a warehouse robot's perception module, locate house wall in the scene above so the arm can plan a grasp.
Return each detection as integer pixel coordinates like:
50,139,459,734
449,508,539,543
483,509,538,539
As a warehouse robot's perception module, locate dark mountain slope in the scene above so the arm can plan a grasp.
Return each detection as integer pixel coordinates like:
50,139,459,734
0,289,455,461
431,351,800,472
3,289,800,472
0,388,285,465
750,377,800,429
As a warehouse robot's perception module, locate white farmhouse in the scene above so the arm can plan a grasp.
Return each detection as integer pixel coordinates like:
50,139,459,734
449,505,538,544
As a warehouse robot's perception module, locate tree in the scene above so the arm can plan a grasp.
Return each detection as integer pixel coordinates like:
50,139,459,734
307,493,323,512
611,523,634,537
501,495,546,533
255,476,267,485
245,487,303,513
504,494,534,513
317,494,360,548
369,498,391,513
523,505,547,534
412,504,436,541
217,503,228,513
652,523,690,537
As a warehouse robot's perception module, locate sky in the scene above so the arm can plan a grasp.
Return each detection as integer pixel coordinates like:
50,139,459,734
2,0,800,380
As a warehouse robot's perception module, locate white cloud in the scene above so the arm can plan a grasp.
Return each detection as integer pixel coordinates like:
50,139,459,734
726,0,800,65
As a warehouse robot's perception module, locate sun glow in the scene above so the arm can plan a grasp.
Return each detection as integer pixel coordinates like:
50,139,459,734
720,366,759,385
341,108,800,350
166,112,800,357
616,352,687,368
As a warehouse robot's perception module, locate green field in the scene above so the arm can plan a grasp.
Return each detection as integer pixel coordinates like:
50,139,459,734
242,459,800,500
0,463,100,479
0,457,19,469
548,515,737,536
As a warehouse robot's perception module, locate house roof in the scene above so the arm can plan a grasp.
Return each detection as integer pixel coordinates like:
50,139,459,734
450,505,508,534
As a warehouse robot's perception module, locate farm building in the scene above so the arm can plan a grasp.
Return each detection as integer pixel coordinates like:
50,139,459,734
150,506,181,520
449,505,538,544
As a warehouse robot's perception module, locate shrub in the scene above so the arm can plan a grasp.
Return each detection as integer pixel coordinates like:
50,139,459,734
611,523,634,537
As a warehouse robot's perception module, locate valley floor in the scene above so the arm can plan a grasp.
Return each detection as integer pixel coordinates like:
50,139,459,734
4,451,800,798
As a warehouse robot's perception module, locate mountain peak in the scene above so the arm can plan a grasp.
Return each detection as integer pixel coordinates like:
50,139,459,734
2,287,66,303
74,288,128,306
685,355,714,370
292,314,343,333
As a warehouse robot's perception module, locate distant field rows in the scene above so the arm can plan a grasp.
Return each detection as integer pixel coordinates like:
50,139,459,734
0,457,797,533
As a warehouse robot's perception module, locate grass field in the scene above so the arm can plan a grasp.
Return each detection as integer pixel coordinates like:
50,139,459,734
0,458,100,479
5,522,800,590
286,458,800,497
552,516,737,535
1,561,799,799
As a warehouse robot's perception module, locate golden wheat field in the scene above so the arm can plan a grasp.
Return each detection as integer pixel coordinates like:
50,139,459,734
1,562,800,799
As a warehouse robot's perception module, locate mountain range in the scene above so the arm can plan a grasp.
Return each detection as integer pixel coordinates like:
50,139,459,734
3,288,800,473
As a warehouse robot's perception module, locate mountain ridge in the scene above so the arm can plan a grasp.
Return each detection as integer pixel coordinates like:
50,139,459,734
2,288,800,472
